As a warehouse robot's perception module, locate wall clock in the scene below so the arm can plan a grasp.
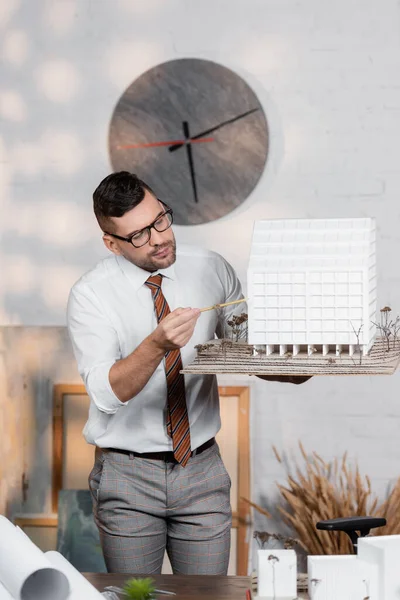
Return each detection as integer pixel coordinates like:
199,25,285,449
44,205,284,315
108,58,268,226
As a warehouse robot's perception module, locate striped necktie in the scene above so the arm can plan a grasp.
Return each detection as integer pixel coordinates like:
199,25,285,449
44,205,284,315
145,274,191,467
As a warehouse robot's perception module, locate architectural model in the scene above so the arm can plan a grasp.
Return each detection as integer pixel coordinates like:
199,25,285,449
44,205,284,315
307,535,400,600
247,217,376,356
183,217,400,376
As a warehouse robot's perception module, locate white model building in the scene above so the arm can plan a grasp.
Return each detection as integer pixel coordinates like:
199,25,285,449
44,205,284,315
247,217,377,356
307,535,400,600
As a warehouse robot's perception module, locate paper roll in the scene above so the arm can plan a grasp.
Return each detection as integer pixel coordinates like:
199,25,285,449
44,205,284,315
0,516,70,600
45,551,104,599
15,526,42,547
0,581,13,600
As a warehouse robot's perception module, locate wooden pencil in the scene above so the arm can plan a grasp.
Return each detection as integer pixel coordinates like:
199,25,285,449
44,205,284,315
199,297,247,313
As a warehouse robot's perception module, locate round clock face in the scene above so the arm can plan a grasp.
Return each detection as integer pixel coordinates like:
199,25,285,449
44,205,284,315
108,58,268,225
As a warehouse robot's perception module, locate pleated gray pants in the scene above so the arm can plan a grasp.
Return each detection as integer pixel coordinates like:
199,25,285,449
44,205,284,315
88,442,232,574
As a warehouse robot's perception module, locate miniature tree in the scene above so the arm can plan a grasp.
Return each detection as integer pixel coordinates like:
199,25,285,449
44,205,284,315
226,313,248,341
372,306,400,352
350,322,363,365
254,530,300,550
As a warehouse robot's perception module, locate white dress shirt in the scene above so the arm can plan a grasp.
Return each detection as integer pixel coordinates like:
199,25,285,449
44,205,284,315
67,244,244,452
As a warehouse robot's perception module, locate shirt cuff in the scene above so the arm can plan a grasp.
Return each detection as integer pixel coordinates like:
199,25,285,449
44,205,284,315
85,361,126,414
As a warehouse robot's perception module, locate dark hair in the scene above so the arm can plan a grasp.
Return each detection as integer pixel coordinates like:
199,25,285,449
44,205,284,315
93,171,155,231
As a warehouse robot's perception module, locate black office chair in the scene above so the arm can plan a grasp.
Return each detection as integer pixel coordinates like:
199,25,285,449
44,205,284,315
316,516,387,553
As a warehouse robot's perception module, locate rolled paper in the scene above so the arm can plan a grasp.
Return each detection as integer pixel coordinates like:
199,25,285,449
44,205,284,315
16,525,41,546
45,551,104,599
0,581,13,600
0,516,70,600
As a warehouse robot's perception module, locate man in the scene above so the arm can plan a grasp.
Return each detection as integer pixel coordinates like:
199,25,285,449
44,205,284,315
67,171,308,575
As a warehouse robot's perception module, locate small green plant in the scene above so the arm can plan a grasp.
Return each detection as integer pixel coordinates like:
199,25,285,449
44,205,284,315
122,577,155,600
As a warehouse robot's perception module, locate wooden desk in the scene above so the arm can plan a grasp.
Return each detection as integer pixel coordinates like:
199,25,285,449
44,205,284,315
85,574,251,599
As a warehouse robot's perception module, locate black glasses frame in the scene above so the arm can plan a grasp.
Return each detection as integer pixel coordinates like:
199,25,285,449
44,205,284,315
103,201,173,248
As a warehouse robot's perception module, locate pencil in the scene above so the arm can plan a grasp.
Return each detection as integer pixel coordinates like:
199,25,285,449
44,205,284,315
199,297,247,313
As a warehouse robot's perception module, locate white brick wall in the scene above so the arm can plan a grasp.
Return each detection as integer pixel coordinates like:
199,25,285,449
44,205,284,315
2,0,400,568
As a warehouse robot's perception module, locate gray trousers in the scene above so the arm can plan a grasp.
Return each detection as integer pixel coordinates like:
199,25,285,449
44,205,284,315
88,442,232,574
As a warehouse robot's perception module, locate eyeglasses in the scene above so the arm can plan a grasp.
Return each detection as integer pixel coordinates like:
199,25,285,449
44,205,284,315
103,201,173,248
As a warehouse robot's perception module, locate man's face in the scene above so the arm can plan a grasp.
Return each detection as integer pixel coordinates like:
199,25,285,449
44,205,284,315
103,190,176,272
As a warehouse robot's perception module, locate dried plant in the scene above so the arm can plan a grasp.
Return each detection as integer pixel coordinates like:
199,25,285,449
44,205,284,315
372,306,400,352
194,343,214,353
243,442,400,555
253,530,300,550
226,312,248,341
220,338,232,360
350,322,363,365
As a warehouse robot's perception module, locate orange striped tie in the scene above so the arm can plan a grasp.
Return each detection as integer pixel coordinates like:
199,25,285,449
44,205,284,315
145,274,191,467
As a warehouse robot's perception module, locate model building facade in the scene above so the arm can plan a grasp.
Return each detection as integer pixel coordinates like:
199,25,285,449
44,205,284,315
247,217,376,355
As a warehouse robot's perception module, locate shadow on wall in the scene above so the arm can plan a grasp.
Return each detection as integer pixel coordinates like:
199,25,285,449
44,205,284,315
0,0,187,326
1,0,275,326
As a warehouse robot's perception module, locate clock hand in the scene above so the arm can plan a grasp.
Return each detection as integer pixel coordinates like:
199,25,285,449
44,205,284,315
118,136,214,150
168,107,259,152
183,121,198,204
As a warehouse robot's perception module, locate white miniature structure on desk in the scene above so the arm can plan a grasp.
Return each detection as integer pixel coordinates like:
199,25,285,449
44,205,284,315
358,535,400,600
257,548,297,599
307,554,378,600
247,217,377,356
308,534,400,600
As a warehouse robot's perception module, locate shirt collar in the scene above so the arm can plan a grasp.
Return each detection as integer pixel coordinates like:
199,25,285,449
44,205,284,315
116,254,176,291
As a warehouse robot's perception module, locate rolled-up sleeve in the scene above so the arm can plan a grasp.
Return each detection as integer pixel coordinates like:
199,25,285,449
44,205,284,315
67,285,126,414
